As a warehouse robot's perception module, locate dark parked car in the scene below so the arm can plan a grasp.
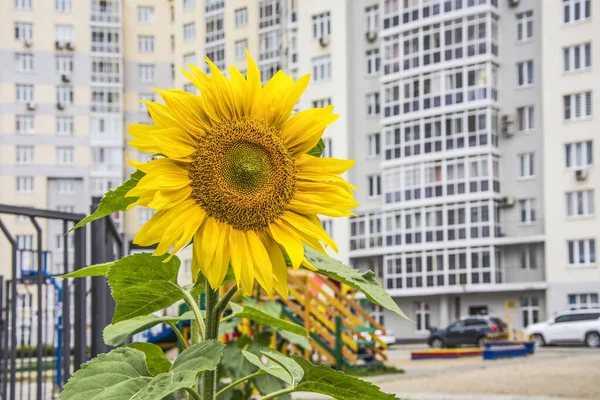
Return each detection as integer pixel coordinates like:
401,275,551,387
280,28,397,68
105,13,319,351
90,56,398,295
427,316,505,348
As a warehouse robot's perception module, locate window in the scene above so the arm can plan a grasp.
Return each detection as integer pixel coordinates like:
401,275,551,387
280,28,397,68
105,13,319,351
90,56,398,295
184,259,192,274
183,23,195,42
564,43,592,72
205,44,225,71
565,141,593,168
15,0,32,9
16,84,34,102
563,0,591,24
322,138,332,158
516,11,533,41
137,6,155,23
366,92,380,116
183,83,198,95
16,115,34,134
15,53,34,72
205,16,224,43
56,147,74,166
91,87,121,113
235,39,247,60
57,205,74,214
15,22,33,41
322,220,333,238
56,234,74,251
55,55,73,73
520,297,540,328
519,199,536,224
517,61,534,87
56,116,73,135
312,12,331,39
183,0,195,11
16,177,34,194
16,235,34,250
235,7,248,27
56,0,72,12
365,5,379,32
517,106,534,132
91,27,120,53
57,179,75,194
517,153,535,179
567,239,596,266
55,25,73,43
414,302,430,333
368,174,381,198
139,93,155,110
139,208,155,224
366,49,380,76
138,35,155,53
312,56,331,82
138,64,155,82
568,293,599,310
56,86,73,104
519,245,537,270
312,98,331,108
16,146,34,164
566,190,594,217
368,133,381,157
183,53,196,68
564,92,592,120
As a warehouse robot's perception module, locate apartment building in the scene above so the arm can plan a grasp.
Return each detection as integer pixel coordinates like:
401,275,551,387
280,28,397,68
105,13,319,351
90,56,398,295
542,0,598,314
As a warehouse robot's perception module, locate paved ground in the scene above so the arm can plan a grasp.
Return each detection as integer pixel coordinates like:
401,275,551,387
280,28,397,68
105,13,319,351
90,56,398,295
294,345,600,400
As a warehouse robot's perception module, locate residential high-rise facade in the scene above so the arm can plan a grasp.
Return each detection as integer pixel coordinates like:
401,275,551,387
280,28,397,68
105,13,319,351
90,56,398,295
542,0,598,315
1,0,597,342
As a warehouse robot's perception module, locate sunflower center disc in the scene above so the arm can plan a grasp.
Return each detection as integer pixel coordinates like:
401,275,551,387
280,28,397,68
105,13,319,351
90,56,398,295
189,118,297,231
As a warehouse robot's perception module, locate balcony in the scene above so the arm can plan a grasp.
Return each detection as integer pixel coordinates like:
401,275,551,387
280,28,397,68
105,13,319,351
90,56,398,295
90,0,121,24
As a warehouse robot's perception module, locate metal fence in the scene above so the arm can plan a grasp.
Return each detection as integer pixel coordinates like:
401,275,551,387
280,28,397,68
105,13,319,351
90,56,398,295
0,201,121,399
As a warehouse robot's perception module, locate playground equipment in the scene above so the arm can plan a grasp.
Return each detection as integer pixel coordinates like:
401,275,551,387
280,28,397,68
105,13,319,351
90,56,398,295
274,271,389,370
411,348,483,360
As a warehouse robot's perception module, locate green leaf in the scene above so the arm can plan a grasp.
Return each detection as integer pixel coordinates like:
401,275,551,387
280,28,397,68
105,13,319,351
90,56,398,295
59,262,113,279
60,347,152,399
262,349,304,386
290,356,398,399
231,305,307,337
106,253,185,323
69,170,145,232
242,350,292,385
307,138,325,157
103,311,195,346
303,246,408,320
134,340,224,399
276,329,312,351
126,342,172,376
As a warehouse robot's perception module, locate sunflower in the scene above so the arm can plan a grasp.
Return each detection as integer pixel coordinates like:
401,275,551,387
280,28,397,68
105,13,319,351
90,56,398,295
126,52,358,297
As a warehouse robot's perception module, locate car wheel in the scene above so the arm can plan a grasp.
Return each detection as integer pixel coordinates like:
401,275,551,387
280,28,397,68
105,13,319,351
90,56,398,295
585,332,600,348
476,336,486,348
430,338,444,348
533,334,546,347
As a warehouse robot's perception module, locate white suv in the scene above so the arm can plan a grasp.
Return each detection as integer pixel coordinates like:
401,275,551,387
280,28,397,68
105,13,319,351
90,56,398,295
525,309,600,348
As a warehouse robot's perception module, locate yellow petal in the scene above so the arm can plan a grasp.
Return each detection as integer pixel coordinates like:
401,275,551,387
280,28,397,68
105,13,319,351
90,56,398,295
246,230,273,296
280,212,338,253
281,107,339,156
268,220,304,270
264,238,289,299
229,229,255,295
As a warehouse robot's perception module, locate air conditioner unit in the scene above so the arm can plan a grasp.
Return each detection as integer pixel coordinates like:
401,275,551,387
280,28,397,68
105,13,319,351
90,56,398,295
575,169,589,181
319,36,330,48
61,74,71,83
57,102,65,111
366,31,378,42
55,41,64,50
508,0,520,7
501,114,515,136
26,102,36,111
24,40,33,48
66,42,76,51
500,196,516,208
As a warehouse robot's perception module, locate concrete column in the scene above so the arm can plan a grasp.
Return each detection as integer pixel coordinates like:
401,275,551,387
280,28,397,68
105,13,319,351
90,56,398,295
439,295,450,328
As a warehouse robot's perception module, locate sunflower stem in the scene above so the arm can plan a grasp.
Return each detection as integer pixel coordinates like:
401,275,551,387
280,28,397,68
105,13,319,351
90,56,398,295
215,284,238,318
201,280,220,400
167,321,188,350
